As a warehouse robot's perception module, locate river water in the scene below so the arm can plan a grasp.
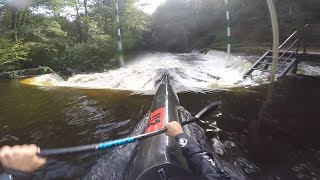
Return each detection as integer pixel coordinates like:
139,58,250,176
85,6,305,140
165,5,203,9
1,51,320,179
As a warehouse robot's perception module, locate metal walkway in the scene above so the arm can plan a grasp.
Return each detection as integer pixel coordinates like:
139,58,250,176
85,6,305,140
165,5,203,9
244,30,300,79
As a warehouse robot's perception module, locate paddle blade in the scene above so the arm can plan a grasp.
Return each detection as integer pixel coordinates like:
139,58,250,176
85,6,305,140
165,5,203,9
195,101,222,119
181,101,222,126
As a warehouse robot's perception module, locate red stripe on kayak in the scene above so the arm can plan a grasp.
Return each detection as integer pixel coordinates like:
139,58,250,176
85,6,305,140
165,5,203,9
145,107,164,133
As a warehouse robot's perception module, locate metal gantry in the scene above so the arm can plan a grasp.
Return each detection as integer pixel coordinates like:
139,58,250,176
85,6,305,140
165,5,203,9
244,30,300,79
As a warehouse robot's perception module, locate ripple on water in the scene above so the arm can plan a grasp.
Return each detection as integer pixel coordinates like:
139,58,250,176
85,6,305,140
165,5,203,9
64,99,107,126
94,119,130,139
0,134,20,143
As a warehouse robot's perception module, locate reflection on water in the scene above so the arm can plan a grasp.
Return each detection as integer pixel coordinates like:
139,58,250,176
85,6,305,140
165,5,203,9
0,81,151,179
0,74,320,179
178,75,320,180
247,77,320,180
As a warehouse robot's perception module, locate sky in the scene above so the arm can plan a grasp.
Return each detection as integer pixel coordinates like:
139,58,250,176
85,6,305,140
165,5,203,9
22,0,166,19
137,0,166,14
5,0,166,16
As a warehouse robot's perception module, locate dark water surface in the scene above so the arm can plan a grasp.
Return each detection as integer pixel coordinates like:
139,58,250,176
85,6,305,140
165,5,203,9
0,75,320,180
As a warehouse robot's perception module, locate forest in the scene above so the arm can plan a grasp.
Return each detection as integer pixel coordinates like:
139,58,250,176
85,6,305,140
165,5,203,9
0,0,319,73
0,0,150,73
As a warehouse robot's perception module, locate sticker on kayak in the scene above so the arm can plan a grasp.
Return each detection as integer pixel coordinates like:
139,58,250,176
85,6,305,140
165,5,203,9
145,107,164,133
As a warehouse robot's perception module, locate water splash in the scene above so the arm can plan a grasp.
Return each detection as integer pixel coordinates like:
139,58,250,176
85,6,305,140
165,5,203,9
297,62,320,76
21,51,254,93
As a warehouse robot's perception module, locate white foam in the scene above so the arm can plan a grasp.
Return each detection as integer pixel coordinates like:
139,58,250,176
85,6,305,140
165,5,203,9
298,62,320,76
23,51,255,93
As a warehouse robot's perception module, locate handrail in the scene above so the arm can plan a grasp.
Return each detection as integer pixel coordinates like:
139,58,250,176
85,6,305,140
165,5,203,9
279,30,298,50
273,27,300,78
278,38,299,60
274,26,300,65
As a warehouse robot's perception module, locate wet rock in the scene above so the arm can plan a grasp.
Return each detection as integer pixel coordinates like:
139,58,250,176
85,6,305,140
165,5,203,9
212,138,226,155
0,67,54,80
199,48,211,54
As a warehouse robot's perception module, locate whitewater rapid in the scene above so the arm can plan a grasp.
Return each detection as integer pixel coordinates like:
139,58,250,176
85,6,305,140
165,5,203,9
21,51,255,93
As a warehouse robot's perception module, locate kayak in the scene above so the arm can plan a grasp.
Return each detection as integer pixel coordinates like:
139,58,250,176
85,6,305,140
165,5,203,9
127,74,192,180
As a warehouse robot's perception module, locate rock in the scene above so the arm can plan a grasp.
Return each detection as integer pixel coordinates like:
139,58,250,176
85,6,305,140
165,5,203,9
0,67,54,80
199,48,211,54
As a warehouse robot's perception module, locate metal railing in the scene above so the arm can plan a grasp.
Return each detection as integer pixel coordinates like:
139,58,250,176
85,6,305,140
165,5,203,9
274,29,300,73
279,30,300,54
303,24,320,54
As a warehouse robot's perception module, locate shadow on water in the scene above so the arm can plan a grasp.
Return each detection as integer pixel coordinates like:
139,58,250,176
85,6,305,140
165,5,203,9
0,74,320,179
180,75,320,180
247,76,320,180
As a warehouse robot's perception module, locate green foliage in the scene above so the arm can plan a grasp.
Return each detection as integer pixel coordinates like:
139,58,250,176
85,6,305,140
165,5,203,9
28,42,65,70
0,0,319,74
1,0,319,75
20,15,67,42
66,39,116,72
0,38,30,72
121,0,151,50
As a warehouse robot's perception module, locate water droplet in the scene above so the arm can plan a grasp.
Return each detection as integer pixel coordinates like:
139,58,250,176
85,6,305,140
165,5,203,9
224,141,236,148
244,168,254,174
215,148,224,155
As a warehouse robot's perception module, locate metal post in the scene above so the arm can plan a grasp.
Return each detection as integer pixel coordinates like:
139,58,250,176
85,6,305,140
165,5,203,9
115,0,124,66
303,24,309,55
266,0,279,82
224,0,231,53
292,61,298,74
293,35,301,74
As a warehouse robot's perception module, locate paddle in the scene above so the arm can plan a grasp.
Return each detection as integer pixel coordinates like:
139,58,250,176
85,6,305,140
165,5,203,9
37,101,222,156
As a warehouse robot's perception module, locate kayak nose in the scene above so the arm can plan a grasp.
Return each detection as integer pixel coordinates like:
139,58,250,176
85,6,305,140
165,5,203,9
160,73,170,84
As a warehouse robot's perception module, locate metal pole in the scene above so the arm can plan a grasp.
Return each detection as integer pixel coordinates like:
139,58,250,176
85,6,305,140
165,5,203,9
115,0,124,66
266,0,279,82
224,0,231,53
303,24,309,54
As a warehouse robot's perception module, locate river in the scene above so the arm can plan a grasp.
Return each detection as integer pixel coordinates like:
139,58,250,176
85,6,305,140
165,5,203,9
1,51,320,179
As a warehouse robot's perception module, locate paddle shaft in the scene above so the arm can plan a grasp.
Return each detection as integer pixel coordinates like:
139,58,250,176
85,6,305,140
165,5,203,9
38,101,221,156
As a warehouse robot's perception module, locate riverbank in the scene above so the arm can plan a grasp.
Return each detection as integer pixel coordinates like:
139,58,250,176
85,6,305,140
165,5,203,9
0,67,53,80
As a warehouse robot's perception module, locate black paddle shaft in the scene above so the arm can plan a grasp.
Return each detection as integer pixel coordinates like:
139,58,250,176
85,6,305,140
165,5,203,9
38,101,222,156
